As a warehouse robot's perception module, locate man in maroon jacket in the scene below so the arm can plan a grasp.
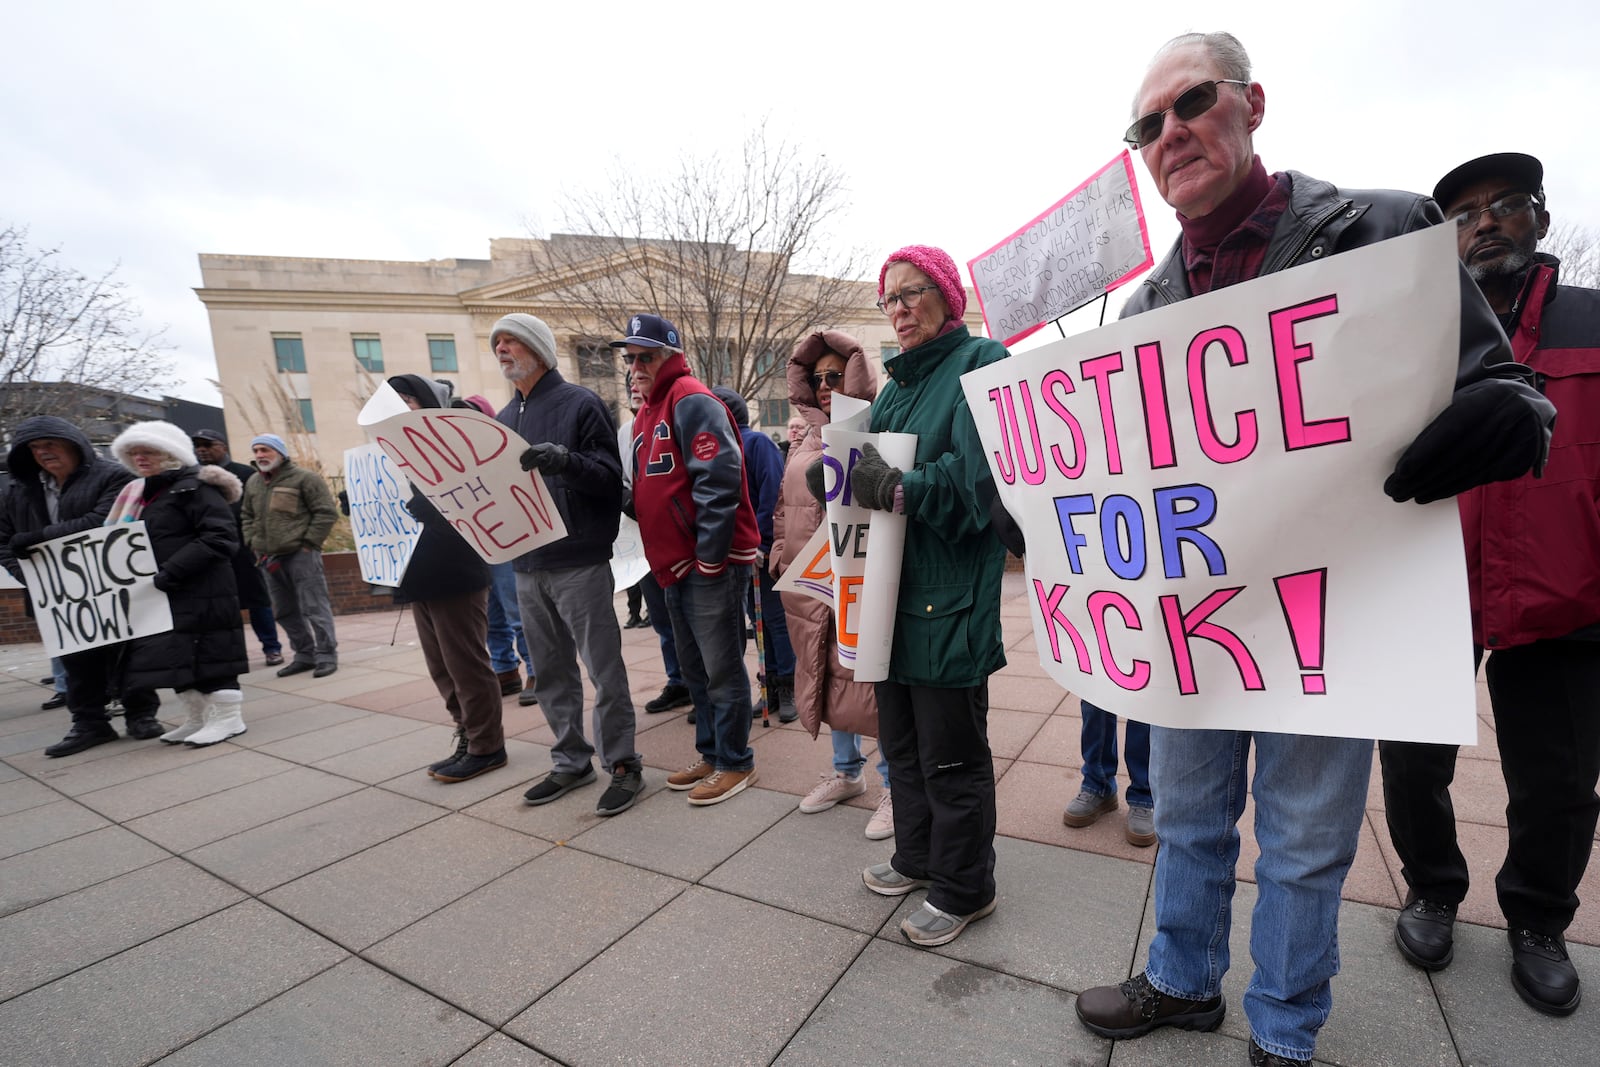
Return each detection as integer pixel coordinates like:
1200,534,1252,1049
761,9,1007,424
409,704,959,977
617,313,763,806
1380,152,1600,1017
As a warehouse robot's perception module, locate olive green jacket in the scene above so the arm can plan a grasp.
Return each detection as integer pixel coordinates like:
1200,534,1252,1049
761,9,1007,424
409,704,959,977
239,459,339,557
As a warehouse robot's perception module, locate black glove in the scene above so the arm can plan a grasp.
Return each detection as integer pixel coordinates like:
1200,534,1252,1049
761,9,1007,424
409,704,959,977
337,489,350,516
151,570,179,593
989,495,1025,557
621,487,636,521
850,442,902,512
520,443,570,475
805,459,827,506
9,531,45,558
1384,380,1550,505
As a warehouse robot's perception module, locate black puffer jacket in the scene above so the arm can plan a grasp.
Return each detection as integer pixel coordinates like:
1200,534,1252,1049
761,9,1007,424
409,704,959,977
120,464,249,691
1,416,134,582
386,375,491,604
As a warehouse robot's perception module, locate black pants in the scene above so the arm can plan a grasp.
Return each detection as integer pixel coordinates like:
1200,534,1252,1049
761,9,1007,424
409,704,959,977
62,646,158,727
626,579,644,618
1379,639,1600,934
876,680,997,915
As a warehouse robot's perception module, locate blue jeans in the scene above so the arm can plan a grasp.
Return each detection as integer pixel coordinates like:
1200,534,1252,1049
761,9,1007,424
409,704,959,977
1080,701,1151,808
50,656,68,695
664,567,753,772
486,562,531,674
247,605,281,657
744,565,795,679
640,572,682,687
831,729,889,788
1144,726,1371,1062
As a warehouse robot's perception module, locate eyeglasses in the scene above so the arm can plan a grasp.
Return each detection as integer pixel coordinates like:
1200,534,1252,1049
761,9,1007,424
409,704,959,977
620,350,660,366
1123,79,1249,148
877,285,940,314
1449,192,1537,231
809,370,844,390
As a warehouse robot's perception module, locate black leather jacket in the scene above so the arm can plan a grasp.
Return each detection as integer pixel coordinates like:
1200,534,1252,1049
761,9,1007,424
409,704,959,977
1123,171,1556,428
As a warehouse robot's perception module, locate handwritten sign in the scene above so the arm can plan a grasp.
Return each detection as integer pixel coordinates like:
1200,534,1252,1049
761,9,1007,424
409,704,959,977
15,523,173,657
611,514,650,591
358,391,568,565
968,152,1154,347
961,225,1477,744
773,523,836,606
344,443,422,587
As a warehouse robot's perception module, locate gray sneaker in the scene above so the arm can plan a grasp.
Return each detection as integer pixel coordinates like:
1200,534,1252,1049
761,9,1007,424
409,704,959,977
595,766,645,816
1125,805,1156,847
900,898,997,947
522,764,596,806
1062,788,1118,827
862,861,931,898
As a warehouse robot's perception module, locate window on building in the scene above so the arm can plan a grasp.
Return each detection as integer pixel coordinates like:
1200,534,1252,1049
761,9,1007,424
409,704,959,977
758,399,790,428
428,335,458,371
297,399,317,433
880,343,899,361
273,334,306,372
576,343,613,383
755,348,778,375
352,334,384,372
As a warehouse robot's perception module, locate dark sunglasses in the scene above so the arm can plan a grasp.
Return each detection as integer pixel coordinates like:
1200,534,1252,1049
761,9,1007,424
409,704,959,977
621,350,660,366
1123,79,1248,148
809,370,844,390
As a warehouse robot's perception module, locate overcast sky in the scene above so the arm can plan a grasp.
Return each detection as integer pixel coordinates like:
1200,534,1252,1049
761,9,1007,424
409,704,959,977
5,0,1594,405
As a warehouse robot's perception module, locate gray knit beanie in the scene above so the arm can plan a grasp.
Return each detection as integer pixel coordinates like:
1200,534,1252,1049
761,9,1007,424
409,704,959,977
490,313,558,370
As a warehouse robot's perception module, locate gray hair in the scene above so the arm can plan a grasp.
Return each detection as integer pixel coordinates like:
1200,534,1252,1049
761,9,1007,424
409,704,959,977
1132,32,1253,116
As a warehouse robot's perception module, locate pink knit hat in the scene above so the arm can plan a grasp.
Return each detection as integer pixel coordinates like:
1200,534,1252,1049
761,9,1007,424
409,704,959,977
878,244,966,321
461,395,496,416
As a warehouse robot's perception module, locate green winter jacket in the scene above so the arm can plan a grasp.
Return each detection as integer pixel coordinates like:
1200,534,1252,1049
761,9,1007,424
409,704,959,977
870,324,1010,687
240,459,339,557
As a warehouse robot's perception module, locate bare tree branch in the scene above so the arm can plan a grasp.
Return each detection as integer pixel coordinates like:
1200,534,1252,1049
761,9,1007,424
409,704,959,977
1540,222,1600,290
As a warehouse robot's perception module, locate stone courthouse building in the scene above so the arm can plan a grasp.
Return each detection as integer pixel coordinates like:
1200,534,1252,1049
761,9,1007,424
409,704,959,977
194,237,965,471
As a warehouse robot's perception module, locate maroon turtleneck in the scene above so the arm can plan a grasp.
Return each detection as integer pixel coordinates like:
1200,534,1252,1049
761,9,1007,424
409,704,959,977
1177,156,1291,295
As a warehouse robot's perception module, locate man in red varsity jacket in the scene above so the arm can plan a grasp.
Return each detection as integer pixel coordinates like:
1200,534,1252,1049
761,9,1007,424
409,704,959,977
615,313,763,807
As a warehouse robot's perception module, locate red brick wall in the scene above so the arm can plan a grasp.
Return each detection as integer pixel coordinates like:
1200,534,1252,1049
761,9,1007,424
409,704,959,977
0,552,395,645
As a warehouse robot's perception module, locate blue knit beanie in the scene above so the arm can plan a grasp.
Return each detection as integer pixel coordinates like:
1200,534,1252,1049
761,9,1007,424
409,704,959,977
251,433,289,458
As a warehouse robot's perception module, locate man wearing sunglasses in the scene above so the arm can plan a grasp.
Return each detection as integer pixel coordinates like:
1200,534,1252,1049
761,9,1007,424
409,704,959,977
614,313,764,806
1379,152,1600,1018
1074,33,1555,1067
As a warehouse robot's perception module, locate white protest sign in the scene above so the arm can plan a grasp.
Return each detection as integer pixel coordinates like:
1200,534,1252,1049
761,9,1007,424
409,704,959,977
818,394,915,682
16,522,174,657
962,225,1477,744
0,568,21,590
358,393,567,565
967,152,1154,346
773,523,834,607
611,514,650,591
343,443,422,587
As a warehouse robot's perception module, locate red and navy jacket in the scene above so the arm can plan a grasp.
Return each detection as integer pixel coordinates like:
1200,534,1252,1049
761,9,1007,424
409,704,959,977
631,352,760,586
1460,255,1600,648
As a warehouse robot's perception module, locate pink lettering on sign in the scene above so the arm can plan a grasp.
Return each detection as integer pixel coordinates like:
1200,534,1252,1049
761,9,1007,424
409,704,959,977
1275,568,1329,694
1032,579,1092,673
1271,295,1352,451
1186,326,1259,464
1158,587,1264,696
1087,590,1151,690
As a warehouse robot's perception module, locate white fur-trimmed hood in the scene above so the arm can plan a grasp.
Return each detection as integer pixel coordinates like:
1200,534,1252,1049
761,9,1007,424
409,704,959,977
195,463,243,504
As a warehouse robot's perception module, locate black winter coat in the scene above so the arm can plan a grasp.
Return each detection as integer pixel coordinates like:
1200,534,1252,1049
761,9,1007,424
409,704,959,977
1,416,134,582
120,465,249,691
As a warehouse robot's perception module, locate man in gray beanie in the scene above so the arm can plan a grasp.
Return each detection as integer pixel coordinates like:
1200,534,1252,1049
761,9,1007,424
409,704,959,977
491,314,644,817
240,433,341,678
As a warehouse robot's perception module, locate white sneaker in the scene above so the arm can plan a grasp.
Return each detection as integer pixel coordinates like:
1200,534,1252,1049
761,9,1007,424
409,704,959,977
798,772,865,813
865,790,894,840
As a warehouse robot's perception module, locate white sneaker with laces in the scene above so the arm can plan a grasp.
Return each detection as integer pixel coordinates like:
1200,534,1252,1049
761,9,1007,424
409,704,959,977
865,790,894,840
799,772,865,813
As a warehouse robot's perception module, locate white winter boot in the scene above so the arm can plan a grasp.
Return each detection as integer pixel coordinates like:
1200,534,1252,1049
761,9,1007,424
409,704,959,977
160,689,209,744
184,689,246,746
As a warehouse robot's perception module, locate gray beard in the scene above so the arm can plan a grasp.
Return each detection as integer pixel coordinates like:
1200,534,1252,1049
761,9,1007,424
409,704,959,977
1468,248,1532,283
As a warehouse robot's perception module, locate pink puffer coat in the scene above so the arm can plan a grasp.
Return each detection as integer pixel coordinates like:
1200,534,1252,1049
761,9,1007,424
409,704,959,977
771,329,881,739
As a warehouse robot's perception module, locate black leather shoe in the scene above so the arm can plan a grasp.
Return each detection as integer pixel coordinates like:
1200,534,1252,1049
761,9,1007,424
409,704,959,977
124,717,165,741
645,684,692,714
1509,928,1581,1016
44,724,118,758
432,748,507,783
312,664,338,678
1249,1037,1311,1066
1395,897,1456,970
428,730,469,777
1074,973,1225,1038
41,694,67,710
276,662,314,677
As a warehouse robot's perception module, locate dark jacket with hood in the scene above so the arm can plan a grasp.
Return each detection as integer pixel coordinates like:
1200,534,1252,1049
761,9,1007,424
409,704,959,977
386,375,491,604
495,368,625,572
1,416,134,582
710,386,785,553
119,462,250,690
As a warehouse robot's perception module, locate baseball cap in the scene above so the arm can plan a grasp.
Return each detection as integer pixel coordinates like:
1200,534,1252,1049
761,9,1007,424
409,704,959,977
191,428,227,445
608,313,682,350
1433,152,1544,211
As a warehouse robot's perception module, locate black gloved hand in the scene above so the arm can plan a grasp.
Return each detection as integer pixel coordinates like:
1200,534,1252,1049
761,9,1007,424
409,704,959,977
850,442,902,512
337,489,350,517
1384,379,1550,504
151,570,179,593
9,531,45,558
621,487,635,521
989,495,1026,557
520,443,570,475
805,459,827,506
